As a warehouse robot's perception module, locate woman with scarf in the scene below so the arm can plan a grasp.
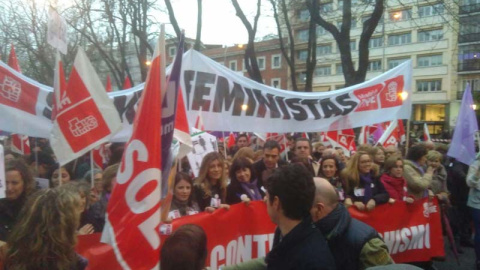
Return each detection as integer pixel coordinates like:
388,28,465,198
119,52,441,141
380,155,414,203
193,152,230,212
319,155,346,201
403,144,434,200
226,157,264,204
0,159,36,241
168,173,200,219
342,151,389,211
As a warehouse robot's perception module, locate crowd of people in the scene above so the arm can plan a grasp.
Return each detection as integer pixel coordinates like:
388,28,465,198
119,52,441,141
0,132,478,270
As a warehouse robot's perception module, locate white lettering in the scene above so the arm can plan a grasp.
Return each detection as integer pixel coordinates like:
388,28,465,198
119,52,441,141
381,224,431,255
125,168,161,214
236,235,252,263
210,245,225,270
117,140,148,184
253,234,268,257
226,240,237,266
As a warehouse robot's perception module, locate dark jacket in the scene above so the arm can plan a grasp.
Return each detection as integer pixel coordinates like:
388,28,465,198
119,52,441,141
89,194,109,232
193,183,224,211
226,179,265,204
253,159,287,191
0,196,26,241
347,174,390,205
316,204,387,270
265,217,336,270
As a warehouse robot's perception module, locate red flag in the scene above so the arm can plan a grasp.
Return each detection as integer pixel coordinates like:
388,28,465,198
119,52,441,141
8,45,21,73
397,120,406,144
377,121,399,148
105,75,112,92
326,129,357,157
174,87,192,158
103,27,167,269
227,133,236,149
194,113,204,131
122,76,132,89
91,144,108,169
10,134,30,155
50,49,121,165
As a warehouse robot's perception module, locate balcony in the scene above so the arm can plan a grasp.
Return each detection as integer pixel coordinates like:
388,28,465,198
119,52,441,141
459,33,480,43
458,61,480,72
460,3,480,14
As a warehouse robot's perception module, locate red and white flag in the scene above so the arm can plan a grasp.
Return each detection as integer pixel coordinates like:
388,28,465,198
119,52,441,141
194,112,205,131
10,134,30,155
50,48,121,165
326,129,357,157
397,120,406,144
358,126,369,145
424,123,431,142
91,144,108,169
102,26,168,269
123,76,132,89
377,120,399,147
266,133,286,153
8,44,30,155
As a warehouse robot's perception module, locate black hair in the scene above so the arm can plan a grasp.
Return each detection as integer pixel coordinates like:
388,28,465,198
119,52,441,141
406,144,428,162
174,172,195,206
229,157,255,187
263,140,281,151
294,137,312,151
28,150,56,166
236,134,248,143
319,154,341,178
265,163,315,220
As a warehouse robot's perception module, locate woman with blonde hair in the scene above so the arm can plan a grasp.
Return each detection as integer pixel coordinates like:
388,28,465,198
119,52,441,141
342,151,389,211
193,152,230,212
2,188,88,270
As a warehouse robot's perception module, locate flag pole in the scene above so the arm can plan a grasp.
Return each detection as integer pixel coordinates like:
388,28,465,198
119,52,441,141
405,119,411,157
34,139,39,176
222,131,227,158
90,150,94,188
476,131,480,152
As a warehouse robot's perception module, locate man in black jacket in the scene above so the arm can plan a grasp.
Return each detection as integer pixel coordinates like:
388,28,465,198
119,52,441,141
264,164,335,270
311,177,393,269
252,140,286,191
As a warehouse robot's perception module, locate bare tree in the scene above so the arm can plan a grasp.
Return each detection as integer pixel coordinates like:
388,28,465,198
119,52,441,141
231,0,263,83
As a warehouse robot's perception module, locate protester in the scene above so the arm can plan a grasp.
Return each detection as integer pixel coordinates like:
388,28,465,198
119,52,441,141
253,140,286,191
335,147,347,164
1,188,88,270
293,137,320,176
83,168,103,204
319,155,346,201
28,150,56,178
0,159,36,241
380,155,414,203
426,150,449,203
370,146,386,174
59,181,96,235
313,142,326,161
467,152,480,270
232,146,255,163
384,145,400,159
230,134,249,157
403,144,434,200
342,151,389,211
193,152,229,212
264,163,335,269
168,172,200,219
226,157,264,204
3,150,19,164
311,177,394,269
48,163,74,187
161,224,207,270
90,163,119,232
280,134,295,162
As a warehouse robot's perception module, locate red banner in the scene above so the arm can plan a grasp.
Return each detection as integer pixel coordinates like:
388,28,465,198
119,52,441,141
77,199,444,270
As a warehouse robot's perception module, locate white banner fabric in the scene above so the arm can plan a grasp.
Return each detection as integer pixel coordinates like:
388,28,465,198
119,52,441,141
0,50,412,142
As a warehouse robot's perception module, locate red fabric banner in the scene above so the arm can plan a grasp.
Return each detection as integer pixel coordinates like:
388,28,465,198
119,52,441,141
77,199,444,270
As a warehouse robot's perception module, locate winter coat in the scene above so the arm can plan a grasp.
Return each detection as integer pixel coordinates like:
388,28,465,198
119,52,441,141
467,154,480,210
403,160,432,199
380,173,408,201
430,164,448,195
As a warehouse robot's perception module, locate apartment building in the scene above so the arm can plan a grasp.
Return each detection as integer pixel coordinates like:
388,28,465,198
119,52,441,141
292,0,458,136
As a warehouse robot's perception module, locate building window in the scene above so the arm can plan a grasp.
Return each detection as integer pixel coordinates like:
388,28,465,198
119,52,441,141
336,63,343,74
337,18,356,29
298,9,310,22
272,54,281,69
297,29,309,42
317,44,332,55
417,80,442,92
461,78,480,92
350,40,356,50
169,47,176,57
368,60,382,71
389,9,412,21
320,2,333,13
418,29,443,42
229,60,237,71
388,58,410,69
317,26,327,35
418,54,442,67
298,50,308,61
271,78,281,88
418,4,444,17
298,72,307,83
257,57,266,70
369,37,383,48
388,32,411,46
315,66,332,76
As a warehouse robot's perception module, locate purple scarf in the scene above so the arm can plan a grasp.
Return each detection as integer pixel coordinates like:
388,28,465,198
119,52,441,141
360,173,373,203
240,179,263,201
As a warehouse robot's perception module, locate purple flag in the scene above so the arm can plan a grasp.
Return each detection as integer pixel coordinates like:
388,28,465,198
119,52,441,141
447,84,479,165
372,123,385,143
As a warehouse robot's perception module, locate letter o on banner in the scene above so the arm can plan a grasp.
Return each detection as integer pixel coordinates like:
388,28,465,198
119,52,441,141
125,168,161,214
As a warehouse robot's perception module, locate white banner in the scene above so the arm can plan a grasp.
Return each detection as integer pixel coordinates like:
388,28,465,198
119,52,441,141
0,50,412,141
0,145,5,198
47,7,68,54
